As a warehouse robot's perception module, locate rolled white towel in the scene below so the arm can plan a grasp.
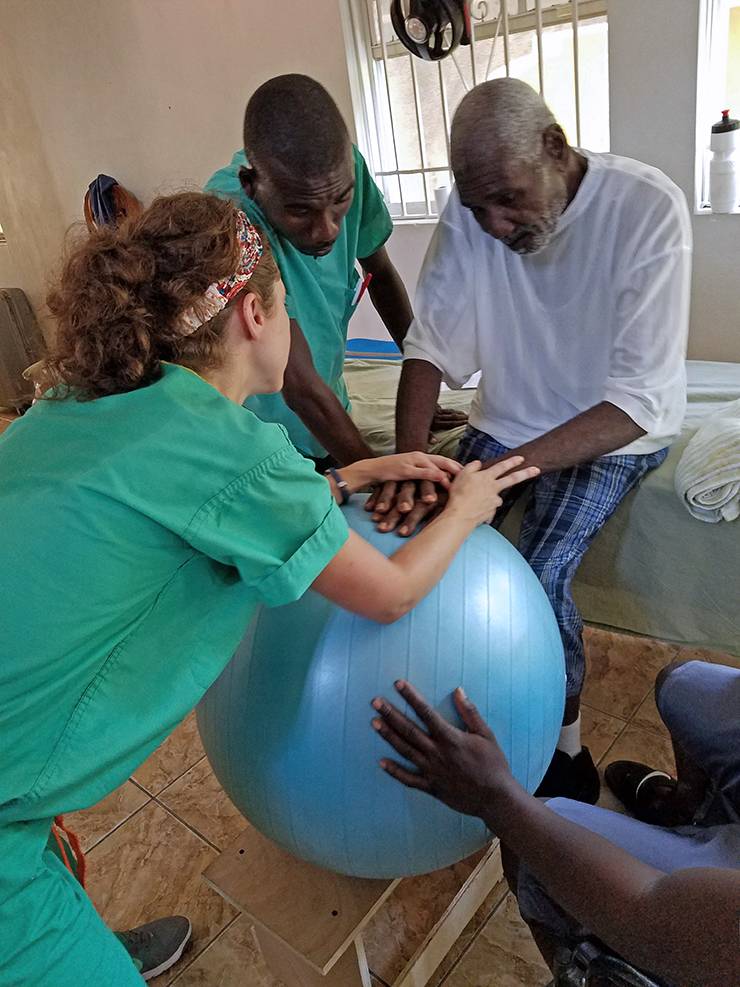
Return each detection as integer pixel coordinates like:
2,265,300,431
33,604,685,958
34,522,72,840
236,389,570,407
674,398,740,522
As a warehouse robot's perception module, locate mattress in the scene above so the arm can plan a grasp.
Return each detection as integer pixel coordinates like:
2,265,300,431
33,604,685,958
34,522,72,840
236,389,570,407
344,354,740,655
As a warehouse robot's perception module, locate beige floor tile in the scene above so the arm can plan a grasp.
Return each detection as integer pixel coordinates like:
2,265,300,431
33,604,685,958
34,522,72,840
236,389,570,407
599,692,676,779
159,756,245,851
580,704,626,764
582,627,678,720
363,847,503,985
171,915,388,986
170,916,271,986
86,801,238,984
65,780,150,851
428,879,509,987
133,712,206,795
442,893,550,987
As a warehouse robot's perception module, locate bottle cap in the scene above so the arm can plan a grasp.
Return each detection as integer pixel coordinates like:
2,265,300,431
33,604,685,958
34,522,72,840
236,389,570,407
712,109,740,133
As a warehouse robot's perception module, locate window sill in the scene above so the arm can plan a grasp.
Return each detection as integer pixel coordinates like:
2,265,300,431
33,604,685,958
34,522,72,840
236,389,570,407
694,206,740,216
391,217,440,227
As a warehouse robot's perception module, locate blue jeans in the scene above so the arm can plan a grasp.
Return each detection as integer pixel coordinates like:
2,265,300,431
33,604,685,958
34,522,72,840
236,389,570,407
456,426,668,697
515,662,740,975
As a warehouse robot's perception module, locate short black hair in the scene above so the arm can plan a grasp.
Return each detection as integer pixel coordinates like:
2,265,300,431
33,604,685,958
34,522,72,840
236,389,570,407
244,74,351,178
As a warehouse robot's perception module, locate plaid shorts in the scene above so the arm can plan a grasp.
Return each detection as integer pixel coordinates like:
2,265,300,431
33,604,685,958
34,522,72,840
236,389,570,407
457,426,668,696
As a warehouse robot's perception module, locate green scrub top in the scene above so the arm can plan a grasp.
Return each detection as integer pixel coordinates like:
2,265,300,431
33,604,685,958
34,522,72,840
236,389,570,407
204,145,393,457
0,364,348,825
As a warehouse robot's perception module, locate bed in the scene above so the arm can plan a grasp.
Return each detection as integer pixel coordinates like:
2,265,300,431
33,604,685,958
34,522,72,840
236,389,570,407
344,343,740,657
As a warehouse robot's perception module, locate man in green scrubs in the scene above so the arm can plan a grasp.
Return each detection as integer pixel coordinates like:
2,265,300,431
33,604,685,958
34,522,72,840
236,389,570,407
0,363,348,985
205,74,462,468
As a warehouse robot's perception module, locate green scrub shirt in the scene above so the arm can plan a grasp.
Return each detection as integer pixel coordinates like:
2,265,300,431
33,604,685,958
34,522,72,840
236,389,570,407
0,364,348,984
205,145,393,457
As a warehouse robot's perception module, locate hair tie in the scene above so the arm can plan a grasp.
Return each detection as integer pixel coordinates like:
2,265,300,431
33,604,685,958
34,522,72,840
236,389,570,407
179,210,263,335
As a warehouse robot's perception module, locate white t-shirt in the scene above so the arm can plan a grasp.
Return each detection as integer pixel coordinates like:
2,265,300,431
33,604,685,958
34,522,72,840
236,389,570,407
404,151,692,456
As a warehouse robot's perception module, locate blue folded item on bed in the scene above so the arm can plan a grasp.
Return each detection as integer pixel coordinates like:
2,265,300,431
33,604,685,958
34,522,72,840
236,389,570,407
345,337,402,359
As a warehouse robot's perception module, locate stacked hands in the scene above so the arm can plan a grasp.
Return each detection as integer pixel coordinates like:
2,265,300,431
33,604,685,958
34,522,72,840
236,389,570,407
333,451,540,825
360,452,537,535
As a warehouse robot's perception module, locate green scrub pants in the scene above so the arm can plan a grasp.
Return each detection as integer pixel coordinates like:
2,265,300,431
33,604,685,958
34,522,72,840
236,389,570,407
0,819,143,986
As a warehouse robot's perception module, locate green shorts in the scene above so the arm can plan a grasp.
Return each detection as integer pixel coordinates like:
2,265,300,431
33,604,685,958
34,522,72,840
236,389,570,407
0,819,142,986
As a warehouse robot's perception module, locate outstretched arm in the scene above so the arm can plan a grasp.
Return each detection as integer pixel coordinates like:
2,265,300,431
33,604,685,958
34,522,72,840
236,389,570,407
313,458,538,623
380,396,645,535
282,319,373,465
372,682,739,987
360,245,413,351
359,249,468,436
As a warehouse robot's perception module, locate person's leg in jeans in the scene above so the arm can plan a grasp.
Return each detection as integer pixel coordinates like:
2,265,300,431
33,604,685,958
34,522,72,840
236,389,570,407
608,660,740,826
508,660,740,976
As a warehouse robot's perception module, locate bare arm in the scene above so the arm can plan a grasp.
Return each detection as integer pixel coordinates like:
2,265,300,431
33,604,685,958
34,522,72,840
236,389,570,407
396,360,644,469
283,319,373,465
360,245,413,350
374,683,740,987
484,400,645,474
312,458,538,623
384,361,645,535
396,358,441,453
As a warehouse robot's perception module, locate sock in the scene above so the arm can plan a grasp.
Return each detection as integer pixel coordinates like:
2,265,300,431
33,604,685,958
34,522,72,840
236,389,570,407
556,714,582,758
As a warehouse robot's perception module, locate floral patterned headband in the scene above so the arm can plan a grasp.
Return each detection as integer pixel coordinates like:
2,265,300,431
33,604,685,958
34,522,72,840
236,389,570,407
179,210,264,335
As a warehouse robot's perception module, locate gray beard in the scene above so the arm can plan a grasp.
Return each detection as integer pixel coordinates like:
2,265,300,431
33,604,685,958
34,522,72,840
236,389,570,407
501,192,568,255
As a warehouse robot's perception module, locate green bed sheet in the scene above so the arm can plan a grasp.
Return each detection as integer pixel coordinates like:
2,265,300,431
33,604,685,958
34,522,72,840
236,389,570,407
345,358,740,656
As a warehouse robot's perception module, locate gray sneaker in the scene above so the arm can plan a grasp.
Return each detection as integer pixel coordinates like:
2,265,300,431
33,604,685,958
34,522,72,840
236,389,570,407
116,915,192,981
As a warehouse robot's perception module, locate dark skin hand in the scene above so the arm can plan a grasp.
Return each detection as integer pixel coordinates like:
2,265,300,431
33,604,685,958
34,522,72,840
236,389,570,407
371,680,740,987
374,358,645,535
364,356,467,518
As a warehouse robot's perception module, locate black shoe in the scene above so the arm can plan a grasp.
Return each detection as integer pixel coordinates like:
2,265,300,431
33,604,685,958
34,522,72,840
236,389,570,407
605,759,679,825
535,747,600,804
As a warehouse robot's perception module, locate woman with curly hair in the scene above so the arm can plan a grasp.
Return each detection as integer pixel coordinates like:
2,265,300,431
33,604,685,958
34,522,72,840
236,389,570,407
0,192,536,984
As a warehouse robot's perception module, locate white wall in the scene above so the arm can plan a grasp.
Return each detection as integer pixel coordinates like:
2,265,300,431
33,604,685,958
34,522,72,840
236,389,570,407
1,0,738,358
0,0,355,337
609,0,739,362
359,0,740,358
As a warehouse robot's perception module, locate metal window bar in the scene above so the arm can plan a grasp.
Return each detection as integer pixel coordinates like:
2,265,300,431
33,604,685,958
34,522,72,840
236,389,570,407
409,54,432,214
535,0,545,96
348,0,607,220
502,0,511,74
572,0,582,145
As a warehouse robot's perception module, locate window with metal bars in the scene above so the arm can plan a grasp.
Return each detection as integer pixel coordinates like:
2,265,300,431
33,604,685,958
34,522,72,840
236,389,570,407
343,0,610,220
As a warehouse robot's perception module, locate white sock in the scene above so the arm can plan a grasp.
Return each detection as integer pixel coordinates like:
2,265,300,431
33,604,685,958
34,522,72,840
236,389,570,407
556,714,582,758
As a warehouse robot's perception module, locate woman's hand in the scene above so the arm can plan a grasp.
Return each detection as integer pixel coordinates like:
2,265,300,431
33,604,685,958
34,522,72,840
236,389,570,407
371,680,518,820
444,457,539,527
344,452,461,493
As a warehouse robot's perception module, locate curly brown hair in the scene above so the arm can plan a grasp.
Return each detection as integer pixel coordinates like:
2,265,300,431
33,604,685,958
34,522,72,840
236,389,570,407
41,192,279,399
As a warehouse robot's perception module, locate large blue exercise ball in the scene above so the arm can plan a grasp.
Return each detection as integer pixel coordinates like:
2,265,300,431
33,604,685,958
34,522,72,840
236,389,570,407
198,499,565,879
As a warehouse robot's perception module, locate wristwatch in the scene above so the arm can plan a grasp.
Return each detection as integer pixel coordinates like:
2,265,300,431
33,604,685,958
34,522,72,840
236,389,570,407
325,466,350,505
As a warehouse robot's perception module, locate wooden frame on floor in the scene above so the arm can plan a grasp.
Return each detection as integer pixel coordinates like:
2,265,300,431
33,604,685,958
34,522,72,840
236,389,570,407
204,825,505,987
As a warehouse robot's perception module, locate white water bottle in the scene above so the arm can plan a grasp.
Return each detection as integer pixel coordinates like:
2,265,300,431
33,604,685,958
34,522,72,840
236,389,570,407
709,109,739,213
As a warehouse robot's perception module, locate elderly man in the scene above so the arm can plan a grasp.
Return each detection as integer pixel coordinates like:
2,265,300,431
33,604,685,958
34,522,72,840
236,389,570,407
206,74,463,468
380,78,691,802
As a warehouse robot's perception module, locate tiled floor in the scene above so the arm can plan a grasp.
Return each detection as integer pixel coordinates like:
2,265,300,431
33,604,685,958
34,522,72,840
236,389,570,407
67,629,738,985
